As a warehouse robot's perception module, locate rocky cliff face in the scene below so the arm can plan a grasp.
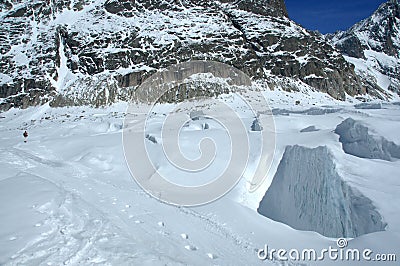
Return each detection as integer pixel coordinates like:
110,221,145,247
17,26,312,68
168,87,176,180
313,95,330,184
0,0,370,110
328,0,400,98
218,0,288,17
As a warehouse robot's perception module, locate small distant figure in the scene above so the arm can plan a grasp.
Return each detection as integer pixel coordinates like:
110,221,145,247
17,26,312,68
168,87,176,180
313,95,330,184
23,130,28,143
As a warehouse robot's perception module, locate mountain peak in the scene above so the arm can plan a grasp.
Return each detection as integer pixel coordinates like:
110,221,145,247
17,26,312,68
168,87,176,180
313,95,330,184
328,0,400,97
330,0,400,58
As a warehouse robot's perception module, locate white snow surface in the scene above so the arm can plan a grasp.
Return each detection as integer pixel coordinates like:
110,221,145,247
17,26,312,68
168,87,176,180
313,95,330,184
0,93,399,265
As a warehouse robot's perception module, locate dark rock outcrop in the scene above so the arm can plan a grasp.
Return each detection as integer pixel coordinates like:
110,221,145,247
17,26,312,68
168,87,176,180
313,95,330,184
328,0,400,96
0,0,370,110
329,0,400,58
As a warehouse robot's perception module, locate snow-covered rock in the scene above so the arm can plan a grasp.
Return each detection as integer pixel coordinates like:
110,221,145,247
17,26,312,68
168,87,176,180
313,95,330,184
0,0,367,110
328,0,400,99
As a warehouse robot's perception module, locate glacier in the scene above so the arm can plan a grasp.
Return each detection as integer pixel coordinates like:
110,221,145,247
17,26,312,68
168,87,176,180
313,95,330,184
1,99,400,265
258,145,386,238
335,118,400,161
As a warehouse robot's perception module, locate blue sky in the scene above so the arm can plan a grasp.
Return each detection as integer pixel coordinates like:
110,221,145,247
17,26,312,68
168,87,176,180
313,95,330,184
284,0,387,33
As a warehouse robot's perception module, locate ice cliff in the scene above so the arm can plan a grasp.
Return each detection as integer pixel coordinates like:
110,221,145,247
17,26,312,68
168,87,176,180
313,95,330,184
335,118,400,161
258,145,386,238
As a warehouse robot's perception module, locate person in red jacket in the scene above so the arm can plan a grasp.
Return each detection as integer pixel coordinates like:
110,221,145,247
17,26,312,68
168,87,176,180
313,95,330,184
23,130,28,143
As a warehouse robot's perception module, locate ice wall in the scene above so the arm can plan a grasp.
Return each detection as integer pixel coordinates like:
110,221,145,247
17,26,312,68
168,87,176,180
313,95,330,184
258,145,386,238
335,118,400,161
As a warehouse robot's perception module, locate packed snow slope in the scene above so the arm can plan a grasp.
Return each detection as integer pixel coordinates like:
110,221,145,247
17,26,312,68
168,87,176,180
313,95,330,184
0,0,369,110
0,91,399,265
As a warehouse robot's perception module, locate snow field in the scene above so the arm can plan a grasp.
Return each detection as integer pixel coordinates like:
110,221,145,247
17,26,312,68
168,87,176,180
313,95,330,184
0,93,399,265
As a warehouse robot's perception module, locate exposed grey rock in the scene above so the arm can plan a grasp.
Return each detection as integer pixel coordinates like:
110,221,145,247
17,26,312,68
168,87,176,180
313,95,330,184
329,0,400,58
219,0,288,17
258,145,386,238
0,0,375,110
328,0,400,96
